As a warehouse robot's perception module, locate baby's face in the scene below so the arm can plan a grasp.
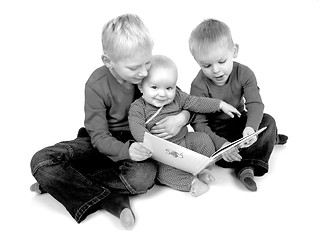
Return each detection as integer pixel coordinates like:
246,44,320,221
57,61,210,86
196,44,235,86
141,67,177,107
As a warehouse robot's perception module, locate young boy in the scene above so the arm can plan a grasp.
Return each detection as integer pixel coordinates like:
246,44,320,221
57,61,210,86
128,54,241,197
30,14,190,230
189,19,288,191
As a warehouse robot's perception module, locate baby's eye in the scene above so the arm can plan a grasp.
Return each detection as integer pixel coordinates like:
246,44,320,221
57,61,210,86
151,86,157,90
166,87,173,90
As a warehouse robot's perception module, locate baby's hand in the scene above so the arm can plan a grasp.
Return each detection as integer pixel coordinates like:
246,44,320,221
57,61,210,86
240,127,257,148
219,101,241,118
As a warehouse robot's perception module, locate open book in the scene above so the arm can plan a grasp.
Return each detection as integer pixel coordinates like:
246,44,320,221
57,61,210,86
143,126,267,175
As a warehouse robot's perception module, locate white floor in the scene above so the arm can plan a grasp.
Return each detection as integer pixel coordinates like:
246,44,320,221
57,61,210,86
1,1,331,240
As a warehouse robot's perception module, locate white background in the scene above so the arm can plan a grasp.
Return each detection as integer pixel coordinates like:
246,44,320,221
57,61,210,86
1,0,331,239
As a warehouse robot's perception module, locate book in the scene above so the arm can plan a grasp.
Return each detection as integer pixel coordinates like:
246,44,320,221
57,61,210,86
143,126,267,175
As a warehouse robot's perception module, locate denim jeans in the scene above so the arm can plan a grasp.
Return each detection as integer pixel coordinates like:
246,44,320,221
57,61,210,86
30,129,157,223
214,113,277,176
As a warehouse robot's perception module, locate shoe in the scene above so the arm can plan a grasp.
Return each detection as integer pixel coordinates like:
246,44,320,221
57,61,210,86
77,127,90,138
276,134,288,145
241,177,257,192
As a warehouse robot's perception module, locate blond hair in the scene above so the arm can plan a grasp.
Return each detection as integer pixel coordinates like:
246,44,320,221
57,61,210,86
102,14,154,61
189,19,234,58
144,55,178,82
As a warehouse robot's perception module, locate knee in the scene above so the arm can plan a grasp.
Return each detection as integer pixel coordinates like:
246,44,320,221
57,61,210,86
30,149,47,175
30,146,64,175
123,160,157,193
262,113,276,129
260,113,277,142
187,132,215,157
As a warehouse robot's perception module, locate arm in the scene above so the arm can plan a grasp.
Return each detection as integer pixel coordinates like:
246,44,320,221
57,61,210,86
150,110,190,140
189,82,228,150
242,69,264,131
178,87,241,118
84,84,130,162
128,99,150,142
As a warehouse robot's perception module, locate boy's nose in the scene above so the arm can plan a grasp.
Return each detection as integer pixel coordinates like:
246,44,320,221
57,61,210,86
138,71,147,78
138,67,148,78
212,65,220,74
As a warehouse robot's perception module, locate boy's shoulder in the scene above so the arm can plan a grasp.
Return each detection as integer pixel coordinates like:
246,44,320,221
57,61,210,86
233,61,254,75
86,65,113,87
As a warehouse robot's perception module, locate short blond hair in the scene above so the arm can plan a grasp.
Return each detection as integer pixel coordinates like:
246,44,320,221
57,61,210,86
102,14,154,61
144,55,178,82
189,19,234,58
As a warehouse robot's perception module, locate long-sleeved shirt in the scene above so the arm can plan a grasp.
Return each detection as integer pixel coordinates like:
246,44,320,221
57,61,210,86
190,61,264,150
128,87,221,144
84,65,141,161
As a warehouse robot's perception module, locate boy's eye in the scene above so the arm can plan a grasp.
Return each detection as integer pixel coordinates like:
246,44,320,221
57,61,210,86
219,60,226,64
128,67,138,71
203,64,211,68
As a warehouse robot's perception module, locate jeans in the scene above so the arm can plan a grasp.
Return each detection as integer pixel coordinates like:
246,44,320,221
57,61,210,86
30,129,157,223
214,113,277,176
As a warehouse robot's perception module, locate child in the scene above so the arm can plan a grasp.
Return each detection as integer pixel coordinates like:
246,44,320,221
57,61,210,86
128,54,241,197
30,14,190,230
189,19,288,191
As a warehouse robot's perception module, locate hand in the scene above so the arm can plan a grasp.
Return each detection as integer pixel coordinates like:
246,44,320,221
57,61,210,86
128,142,152,161
219,101,241,118
221,141,242,162
150,111,188,140
240,126,257,148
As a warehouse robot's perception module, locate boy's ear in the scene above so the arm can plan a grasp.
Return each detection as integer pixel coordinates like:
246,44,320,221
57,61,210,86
233,43,239,58
101,54,113,68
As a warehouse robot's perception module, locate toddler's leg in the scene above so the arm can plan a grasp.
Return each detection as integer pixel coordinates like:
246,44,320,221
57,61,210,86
156,162,194,192
185,132,215,157
190,178,209,197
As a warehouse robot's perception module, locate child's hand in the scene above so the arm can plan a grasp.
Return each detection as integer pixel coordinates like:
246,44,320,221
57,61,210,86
219,101,241,118
240,127,257,148
221,141,242,162
151,114,184,140
129,142,152,161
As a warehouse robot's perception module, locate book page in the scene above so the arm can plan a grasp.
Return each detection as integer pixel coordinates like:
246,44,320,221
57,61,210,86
143,132,210,175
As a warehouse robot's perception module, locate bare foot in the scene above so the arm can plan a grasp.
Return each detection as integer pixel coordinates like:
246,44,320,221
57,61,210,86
190,178,209,197
120,208,135,230
198,169,215,184
30,182,42,193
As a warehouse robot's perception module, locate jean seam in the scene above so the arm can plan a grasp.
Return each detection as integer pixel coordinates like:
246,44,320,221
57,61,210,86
119,174,140,194
75,188,110,223
32,160,59,175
